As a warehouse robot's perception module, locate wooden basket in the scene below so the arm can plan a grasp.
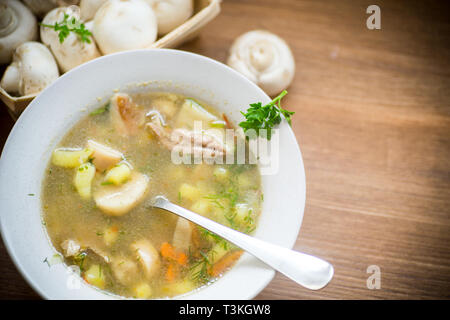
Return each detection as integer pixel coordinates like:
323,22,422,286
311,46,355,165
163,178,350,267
0,0,221,120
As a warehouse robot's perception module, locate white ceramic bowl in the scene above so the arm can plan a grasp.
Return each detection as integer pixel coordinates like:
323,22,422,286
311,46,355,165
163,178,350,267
0,49,305,299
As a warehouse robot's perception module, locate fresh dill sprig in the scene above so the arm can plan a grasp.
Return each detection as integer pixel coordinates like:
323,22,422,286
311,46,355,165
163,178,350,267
40,13,93,44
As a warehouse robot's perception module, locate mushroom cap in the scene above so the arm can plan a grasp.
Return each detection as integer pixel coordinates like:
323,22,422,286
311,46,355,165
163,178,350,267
0,0,38,64
0,41,59,96
227,30,296,96
79,0,107,21
93,0,158,55
144,0,193,36
22,0,58,18
40,6,100,73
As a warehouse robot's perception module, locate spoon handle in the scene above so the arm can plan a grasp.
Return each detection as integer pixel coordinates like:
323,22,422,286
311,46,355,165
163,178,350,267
153,196,334,290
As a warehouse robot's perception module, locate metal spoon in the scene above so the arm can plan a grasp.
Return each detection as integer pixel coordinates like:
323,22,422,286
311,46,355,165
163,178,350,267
151,196,334,290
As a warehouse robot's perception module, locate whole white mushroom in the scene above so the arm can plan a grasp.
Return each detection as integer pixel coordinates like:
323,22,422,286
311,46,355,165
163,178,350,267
0,0,38,65
79,0,107,21
1,41,59,96
144,0,193,36
22,0,80,17
227,30,296,96
40,6,101,73
93,0,158,55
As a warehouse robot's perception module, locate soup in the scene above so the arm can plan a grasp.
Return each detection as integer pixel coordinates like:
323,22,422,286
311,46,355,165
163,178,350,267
41,91,262,299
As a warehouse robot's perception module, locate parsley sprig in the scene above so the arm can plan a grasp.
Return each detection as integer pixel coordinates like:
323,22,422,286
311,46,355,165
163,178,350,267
40,13,93,44
239,90,294,140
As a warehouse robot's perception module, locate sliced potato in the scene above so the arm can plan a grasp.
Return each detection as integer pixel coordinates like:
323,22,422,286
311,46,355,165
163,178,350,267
178,183,200,201
84,264,106,289
133,283,153,299
74,162,96,199
94,172,149,216
104,163,131,185
52,148,93,168
175,98,218,129
234,203,251,223
103,225,119,246
87,140,123,172
161,279,196,297
190,199,211,217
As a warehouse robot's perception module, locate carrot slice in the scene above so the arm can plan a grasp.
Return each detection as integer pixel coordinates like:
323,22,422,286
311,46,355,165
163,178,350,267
165,263,176,282
209,250,243,277
160,242,177,260
177,253,188,266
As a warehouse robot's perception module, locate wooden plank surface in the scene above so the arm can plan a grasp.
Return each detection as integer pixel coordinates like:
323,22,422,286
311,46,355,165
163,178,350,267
1,0,449,299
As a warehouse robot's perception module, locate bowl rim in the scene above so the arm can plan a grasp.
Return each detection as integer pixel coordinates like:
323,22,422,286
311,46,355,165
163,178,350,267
0,48,306,300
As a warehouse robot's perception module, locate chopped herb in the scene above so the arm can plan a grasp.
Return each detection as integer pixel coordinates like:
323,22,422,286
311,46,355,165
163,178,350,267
27,193,35,196
90,102,110,116
101,181,114,186
40,13,93,44
239,90,294,140
190,249,212,284
74,251,87,271
78,164,89,171
96,231,104,236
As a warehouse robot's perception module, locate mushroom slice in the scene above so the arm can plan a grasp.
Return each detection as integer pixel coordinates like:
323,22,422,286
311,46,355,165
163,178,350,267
172,218,192,253
110,93,145,137
110,256,139,286
86,140,123,172
1,42,59,96
94,172,149,216
227,30,295,96
130,239,161,280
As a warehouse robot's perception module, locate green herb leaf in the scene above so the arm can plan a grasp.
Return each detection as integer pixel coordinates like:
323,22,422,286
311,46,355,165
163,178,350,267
40,13,93,44
238,90,293,140
90,103,110,116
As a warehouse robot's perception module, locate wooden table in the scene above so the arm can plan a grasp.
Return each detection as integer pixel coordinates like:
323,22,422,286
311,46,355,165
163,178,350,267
1,0,449,299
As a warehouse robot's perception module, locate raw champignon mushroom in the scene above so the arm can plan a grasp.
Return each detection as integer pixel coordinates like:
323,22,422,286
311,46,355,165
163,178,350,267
144,0,193,36
40,6,101,73
1,41,59,96
93,0,158,55
227,30,295,96
0,0,38,65
79,0,107,21
22,0,80,18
